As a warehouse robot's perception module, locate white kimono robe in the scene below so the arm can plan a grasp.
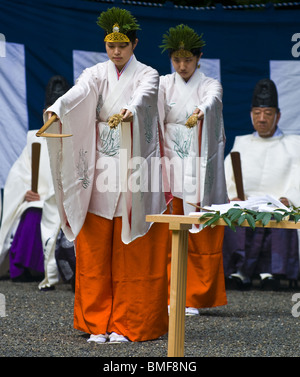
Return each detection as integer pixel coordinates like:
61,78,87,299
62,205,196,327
158,70,228,222
0,131,61,288
224,132,300,206
45,55,166,244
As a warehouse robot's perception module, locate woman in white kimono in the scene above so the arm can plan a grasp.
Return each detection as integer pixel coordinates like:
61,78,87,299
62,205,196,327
158,25,228,315
43,8,169,343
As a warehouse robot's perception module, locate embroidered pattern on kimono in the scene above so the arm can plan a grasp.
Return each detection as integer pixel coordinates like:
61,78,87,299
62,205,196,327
98,126,120,157
173,125,193,159
77,148,90,189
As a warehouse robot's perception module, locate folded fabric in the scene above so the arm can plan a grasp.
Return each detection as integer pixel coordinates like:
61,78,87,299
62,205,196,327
189,194,289,216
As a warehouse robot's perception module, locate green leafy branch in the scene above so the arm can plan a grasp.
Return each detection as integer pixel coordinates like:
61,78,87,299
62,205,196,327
200,203,300,231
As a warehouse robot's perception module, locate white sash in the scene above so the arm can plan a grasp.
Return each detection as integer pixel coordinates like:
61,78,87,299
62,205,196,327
119,122,132,243
98,57,137,242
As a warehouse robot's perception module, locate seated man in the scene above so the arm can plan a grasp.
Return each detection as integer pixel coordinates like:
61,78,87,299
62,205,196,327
0,75,75,290
223,78,300,290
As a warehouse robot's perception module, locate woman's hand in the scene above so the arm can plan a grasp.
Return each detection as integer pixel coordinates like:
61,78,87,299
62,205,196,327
120,108,133,122
192,108,204,121
47,111,60,121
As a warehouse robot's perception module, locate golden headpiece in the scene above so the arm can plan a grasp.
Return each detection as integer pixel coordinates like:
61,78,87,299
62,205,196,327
97,7,140,43
160,24,205,57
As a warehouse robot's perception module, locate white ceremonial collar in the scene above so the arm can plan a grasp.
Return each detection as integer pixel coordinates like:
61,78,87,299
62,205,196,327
253,127,283,138
175,69,201,88
114,55,134,80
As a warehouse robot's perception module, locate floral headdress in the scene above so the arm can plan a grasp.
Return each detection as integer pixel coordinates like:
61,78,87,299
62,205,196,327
160,24,205,57
97,7,140,43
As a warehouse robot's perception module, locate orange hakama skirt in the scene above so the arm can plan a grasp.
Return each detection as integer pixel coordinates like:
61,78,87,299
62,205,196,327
74,212,170,342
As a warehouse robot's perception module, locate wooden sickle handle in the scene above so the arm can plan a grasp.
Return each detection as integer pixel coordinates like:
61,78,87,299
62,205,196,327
36,114,72,138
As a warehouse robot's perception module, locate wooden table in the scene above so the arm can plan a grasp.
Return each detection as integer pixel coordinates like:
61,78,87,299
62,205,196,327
146,213,300,357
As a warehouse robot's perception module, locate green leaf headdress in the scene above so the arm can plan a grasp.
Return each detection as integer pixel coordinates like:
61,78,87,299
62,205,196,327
97,7,140,43
160,24,205,57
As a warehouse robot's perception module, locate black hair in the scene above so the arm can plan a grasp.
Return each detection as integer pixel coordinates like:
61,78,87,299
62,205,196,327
168,47,202,59
44,75,70,108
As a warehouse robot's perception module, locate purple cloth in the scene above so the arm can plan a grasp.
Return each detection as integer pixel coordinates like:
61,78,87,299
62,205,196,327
9,207,44,279
222,226,299,280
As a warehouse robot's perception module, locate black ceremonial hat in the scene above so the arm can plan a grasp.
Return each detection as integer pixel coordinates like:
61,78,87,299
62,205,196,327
251,78,279,110
45,75,70,108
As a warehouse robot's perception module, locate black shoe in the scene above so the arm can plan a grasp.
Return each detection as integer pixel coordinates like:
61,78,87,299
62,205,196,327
226,275,251,290
289,279,298,289
11,270,35,282
260,277,279,291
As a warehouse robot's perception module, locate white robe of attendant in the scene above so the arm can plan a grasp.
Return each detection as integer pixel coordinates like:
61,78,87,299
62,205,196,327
44,55,166,244
0,131,60,288
224,130,300,206
158,70,228,224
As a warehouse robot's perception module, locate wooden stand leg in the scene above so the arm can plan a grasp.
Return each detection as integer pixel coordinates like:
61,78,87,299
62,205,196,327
145,213,300,358
168,223,191,357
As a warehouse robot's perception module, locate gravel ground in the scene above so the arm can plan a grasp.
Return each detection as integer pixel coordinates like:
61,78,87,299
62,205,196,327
1,277,300,359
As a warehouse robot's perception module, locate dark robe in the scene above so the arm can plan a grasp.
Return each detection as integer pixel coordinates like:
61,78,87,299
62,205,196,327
222,226,299,280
